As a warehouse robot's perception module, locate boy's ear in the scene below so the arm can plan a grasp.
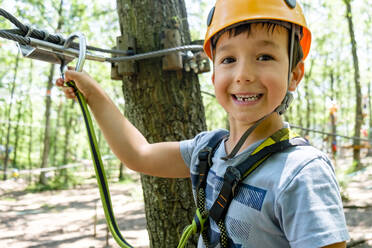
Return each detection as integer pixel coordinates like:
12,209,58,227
289,61,305,91
211,72,215,85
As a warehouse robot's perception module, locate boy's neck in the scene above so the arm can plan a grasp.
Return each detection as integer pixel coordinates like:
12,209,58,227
225,113,284,156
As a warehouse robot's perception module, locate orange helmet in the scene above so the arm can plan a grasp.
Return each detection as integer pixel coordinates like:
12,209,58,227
203,0,312,60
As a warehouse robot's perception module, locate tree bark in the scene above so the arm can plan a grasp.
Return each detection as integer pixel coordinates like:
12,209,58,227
116,0,206,246
343,0,363,169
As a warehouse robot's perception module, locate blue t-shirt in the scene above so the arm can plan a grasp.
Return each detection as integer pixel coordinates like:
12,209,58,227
180,127,349,248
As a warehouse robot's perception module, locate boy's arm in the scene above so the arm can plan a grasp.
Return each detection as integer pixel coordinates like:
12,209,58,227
57,70,190,178
90,92,189,178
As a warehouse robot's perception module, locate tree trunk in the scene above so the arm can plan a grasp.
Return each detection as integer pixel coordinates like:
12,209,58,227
12,99,23,167
27,60,34,183
39,64,55,185
343,0,363,169
51,97,63,167
329,69,337,160
296,90,303,134
304,59,314,137
116,0,206,246
2,52,20,180
367,80,372,156
61,100,75,183
366,42,372,157
118,162,124,181
39,0,64,184
27,98,34,183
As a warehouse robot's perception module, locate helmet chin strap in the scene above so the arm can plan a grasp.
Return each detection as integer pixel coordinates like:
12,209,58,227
275,23,296,116
221,23,296,160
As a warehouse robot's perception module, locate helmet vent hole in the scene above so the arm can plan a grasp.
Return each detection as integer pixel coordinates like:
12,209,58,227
285,0,296,8
207,7,215,26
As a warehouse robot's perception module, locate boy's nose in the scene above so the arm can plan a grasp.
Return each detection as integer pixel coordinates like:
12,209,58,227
235,63,255,83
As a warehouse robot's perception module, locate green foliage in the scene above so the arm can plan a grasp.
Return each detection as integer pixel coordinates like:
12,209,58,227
0,0,119,185
1,0,372,186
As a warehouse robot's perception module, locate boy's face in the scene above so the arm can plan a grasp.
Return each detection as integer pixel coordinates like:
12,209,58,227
212,23,304,126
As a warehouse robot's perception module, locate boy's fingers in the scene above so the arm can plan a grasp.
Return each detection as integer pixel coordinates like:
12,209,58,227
64,88,76,99
56,78,64,86
67,66,86,74
64,69,83,83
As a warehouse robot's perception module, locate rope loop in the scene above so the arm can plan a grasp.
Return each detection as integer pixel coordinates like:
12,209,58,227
24,24,34,38
55,33,65,45
41,29,50,41
193,208,208,233
177,208,209,248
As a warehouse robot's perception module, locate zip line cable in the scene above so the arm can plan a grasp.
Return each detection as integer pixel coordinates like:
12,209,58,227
0,8,204,63
290,125,370,142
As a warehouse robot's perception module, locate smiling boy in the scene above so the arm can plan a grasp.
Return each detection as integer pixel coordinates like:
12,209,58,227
57,0,349,247
212,24,300,147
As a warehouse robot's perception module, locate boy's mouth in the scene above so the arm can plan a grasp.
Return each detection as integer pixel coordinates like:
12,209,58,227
233,94,263,102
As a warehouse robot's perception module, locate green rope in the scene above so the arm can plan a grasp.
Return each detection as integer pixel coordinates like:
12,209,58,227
66,81,133,248
177,208,208,248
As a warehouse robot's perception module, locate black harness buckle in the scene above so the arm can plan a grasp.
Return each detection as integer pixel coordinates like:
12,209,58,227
224,166,241,197
210,166,241,222
198,147,213,164
197,147,213,191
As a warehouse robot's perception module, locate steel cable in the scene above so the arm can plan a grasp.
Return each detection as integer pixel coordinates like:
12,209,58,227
0,29,30,45
0,8,204,60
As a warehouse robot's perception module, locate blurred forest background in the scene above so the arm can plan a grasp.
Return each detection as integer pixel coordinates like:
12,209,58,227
0,0,371,247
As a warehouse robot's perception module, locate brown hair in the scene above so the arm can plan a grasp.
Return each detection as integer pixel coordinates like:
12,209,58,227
211,22,304,71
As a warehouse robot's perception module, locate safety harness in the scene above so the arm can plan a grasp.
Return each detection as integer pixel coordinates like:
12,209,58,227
178,128,310,248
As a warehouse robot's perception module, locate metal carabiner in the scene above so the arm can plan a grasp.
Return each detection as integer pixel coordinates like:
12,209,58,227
60,32,87,79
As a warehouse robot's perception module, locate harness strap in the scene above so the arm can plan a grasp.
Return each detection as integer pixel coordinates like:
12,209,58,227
197,130,229,191
181,128,309,248
178,130,228,248
214,135,309,248
209,137,309,224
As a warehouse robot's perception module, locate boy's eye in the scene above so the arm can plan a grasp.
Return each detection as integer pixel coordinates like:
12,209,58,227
257,54,274,61
221,57,236,64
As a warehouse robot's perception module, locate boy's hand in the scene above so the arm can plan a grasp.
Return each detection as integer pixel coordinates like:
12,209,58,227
56,68,98,103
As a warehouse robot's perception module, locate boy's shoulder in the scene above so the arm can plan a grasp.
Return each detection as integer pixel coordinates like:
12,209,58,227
180,129,228,168
280,142,332,166
182,128,228,151
268,143,336,194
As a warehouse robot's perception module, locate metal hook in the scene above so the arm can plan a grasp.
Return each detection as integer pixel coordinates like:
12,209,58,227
63,32,87,72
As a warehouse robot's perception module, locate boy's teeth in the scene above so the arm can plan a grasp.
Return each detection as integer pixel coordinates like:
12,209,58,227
235,94,260,102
